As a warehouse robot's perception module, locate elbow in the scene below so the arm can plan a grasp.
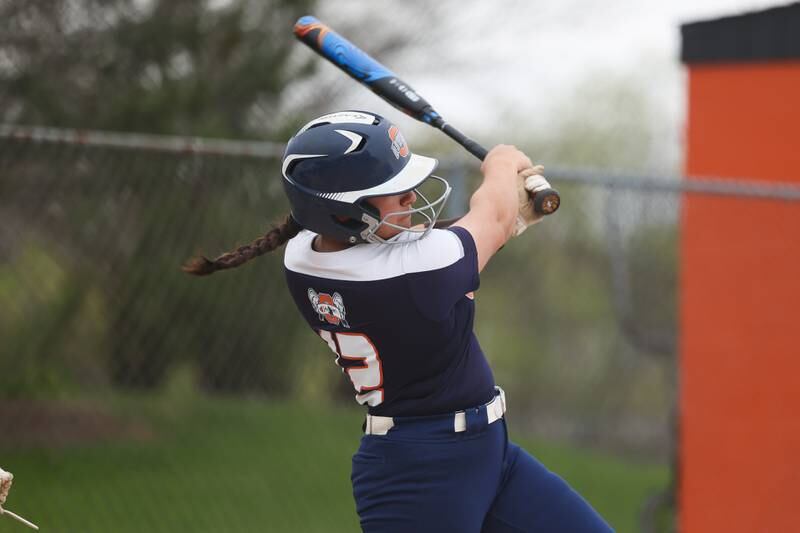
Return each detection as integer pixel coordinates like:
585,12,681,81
466,187,517,246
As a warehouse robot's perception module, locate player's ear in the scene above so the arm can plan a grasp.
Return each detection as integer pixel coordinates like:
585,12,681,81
360,199,381,219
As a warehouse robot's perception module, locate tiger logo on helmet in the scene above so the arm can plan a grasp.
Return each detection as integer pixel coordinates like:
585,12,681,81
388,125,410,159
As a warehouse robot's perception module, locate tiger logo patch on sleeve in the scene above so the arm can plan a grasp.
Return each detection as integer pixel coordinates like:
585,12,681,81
308,288,350,328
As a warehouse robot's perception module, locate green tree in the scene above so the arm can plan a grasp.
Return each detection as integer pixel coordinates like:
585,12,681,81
0,0,317,393
0,0,314,138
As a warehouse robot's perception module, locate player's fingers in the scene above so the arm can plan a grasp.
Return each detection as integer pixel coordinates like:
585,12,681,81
518,165,545,179
483,145,532,173
517,152,534,172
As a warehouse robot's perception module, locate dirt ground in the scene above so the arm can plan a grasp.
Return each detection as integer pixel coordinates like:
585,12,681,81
0,400,153,448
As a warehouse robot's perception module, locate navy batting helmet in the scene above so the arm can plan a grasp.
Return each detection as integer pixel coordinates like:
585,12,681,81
282,110,451,244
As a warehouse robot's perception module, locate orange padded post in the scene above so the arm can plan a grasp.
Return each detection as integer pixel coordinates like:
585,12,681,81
680,10,800,532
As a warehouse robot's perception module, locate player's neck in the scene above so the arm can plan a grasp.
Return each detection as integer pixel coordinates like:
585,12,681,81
313,234,354,252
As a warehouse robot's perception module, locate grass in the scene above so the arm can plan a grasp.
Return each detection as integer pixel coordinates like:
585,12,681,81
0,393,669,532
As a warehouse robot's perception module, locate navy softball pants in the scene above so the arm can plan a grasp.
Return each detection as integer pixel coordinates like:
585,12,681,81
351,404,613,532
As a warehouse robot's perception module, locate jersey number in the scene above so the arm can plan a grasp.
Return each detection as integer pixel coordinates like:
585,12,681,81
319,331,384,407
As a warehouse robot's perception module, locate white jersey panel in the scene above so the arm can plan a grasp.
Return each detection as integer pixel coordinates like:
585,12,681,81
284,229,466,281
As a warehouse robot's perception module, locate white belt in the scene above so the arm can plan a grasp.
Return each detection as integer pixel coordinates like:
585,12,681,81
365,387,507,436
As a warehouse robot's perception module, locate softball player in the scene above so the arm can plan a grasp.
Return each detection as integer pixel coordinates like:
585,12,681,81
185,110,612,532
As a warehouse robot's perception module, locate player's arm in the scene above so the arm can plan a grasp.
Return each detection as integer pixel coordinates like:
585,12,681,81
453,145,533,272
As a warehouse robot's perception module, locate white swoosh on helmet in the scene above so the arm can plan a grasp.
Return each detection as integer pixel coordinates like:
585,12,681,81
282,153,326,178
334,129,363,154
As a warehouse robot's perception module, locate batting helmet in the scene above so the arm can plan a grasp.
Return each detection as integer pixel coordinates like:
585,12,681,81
282,110,451,244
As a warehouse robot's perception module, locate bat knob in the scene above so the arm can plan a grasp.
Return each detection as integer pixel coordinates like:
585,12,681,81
533,188,560,215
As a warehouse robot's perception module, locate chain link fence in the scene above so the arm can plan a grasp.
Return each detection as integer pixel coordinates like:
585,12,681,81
2,125,799,532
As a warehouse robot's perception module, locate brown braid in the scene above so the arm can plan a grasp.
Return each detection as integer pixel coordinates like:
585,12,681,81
182,214,303,276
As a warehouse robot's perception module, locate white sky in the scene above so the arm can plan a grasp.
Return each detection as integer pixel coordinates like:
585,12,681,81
314,0,786,171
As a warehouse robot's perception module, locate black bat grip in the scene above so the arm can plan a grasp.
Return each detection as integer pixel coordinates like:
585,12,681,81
437,121,560,215
437,121,487,160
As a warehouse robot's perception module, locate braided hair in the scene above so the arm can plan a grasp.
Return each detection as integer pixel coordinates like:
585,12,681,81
182,214,303,276
182,212,462,277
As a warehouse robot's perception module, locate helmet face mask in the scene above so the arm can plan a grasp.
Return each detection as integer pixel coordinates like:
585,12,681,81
282,110,450,244
359,175,452,244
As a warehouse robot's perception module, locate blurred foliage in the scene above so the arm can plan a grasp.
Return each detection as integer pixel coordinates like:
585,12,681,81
0,0,315,138
0,241,93,396
0,139,306,393
0,0,319,393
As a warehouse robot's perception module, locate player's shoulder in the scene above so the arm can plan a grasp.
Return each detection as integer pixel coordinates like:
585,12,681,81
284,228,475,281
284,229,406,281
399,227,473,274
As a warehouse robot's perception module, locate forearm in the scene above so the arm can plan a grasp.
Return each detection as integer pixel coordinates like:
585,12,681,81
452,145,533,270
467,178,517,241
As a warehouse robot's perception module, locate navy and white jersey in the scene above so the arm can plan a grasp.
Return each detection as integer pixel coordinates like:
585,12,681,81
283,226,496,417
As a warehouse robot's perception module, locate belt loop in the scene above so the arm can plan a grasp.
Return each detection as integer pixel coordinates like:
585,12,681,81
496,386,506,415
454,412,467,432
364,414,394,435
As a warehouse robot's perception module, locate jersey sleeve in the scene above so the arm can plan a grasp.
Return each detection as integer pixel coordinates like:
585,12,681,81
403,227,480,321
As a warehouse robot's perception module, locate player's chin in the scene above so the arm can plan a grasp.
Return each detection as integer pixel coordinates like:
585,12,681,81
376,218,411,240
387,214,413,229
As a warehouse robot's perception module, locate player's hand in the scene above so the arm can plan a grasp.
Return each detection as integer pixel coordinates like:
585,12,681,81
514,165,551,236
0,467,39,530
481,144,532,176
0,467,12,508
